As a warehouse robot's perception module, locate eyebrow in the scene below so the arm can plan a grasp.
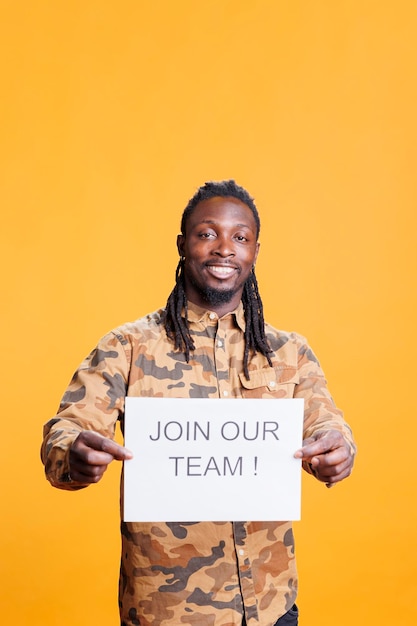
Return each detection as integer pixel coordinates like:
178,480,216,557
197,219,252,229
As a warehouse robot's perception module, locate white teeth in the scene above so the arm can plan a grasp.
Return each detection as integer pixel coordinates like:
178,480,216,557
207,266,235,276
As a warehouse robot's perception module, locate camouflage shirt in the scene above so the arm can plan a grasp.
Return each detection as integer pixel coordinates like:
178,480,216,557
41,302,355,626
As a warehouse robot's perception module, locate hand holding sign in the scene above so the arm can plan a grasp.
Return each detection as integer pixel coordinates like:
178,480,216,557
294,430,354,487
69,431,133,484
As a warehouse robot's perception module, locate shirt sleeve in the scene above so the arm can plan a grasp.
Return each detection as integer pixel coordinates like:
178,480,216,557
292,335,356,472
41,330,130,490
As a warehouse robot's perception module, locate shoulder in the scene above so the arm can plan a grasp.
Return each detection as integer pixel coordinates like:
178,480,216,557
107,308,166,344
264,322,321,368
264,321,308,350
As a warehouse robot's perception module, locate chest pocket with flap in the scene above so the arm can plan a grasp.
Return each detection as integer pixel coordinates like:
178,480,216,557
238,366,299,399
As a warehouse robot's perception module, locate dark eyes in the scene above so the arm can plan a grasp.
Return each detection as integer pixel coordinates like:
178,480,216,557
198,232,248,242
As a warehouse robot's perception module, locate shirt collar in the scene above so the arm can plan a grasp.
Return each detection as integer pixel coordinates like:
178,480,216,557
186,300,246,332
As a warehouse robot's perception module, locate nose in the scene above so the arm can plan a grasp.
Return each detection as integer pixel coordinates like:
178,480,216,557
213,235,235,258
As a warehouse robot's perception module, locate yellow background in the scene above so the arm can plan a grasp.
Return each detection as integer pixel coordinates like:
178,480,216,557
1,1,416,624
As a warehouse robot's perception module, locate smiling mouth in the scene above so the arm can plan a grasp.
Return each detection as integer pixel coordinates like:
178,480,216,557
206,265,237,278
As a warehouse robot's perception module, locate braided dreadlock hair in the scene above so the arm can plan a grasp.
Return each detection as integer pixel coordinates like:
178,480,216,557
163,180,273,379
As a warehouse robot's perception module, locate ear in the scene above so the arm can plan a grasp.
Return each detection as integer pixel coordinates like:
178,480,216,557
177,234,185,257
254,241,260,265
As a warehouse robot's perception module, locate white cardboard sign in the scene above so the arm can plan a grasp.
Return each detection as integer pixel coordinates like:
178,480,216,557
123,397,304,522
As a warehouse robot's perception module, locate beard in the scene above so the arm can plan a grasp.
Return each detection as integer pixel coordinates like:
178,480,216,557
197,284,236,306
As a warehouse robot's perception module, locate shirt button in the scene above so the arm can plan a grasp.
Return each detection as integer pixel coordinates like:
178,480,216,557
223,390,229,397
209,312,216,320
238,549,245,556
217,340,223,347
269,380,276,387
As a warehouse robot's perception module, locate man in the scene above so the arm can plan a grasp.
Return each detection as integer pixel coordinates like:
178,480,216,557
42,180,355,626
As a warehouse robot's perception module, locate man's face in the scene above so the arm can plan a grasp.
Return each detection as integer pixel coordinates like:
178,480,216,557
177,196,260,315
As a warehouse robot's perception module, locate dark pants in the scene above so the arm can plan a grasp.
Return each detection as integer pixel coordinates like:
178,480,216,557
242,604,298,626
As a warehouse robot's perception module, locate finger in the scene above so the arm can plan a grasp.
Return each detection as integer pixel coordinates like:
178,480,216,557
98,436,133,461
70,437,116,468
295,432,345,460
312,454,352,478
325,464,353,486
312,457,353,487
293,436,315,458
76,431,133,461
70,457,110,477
310,446,350,469
69,464,107,484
